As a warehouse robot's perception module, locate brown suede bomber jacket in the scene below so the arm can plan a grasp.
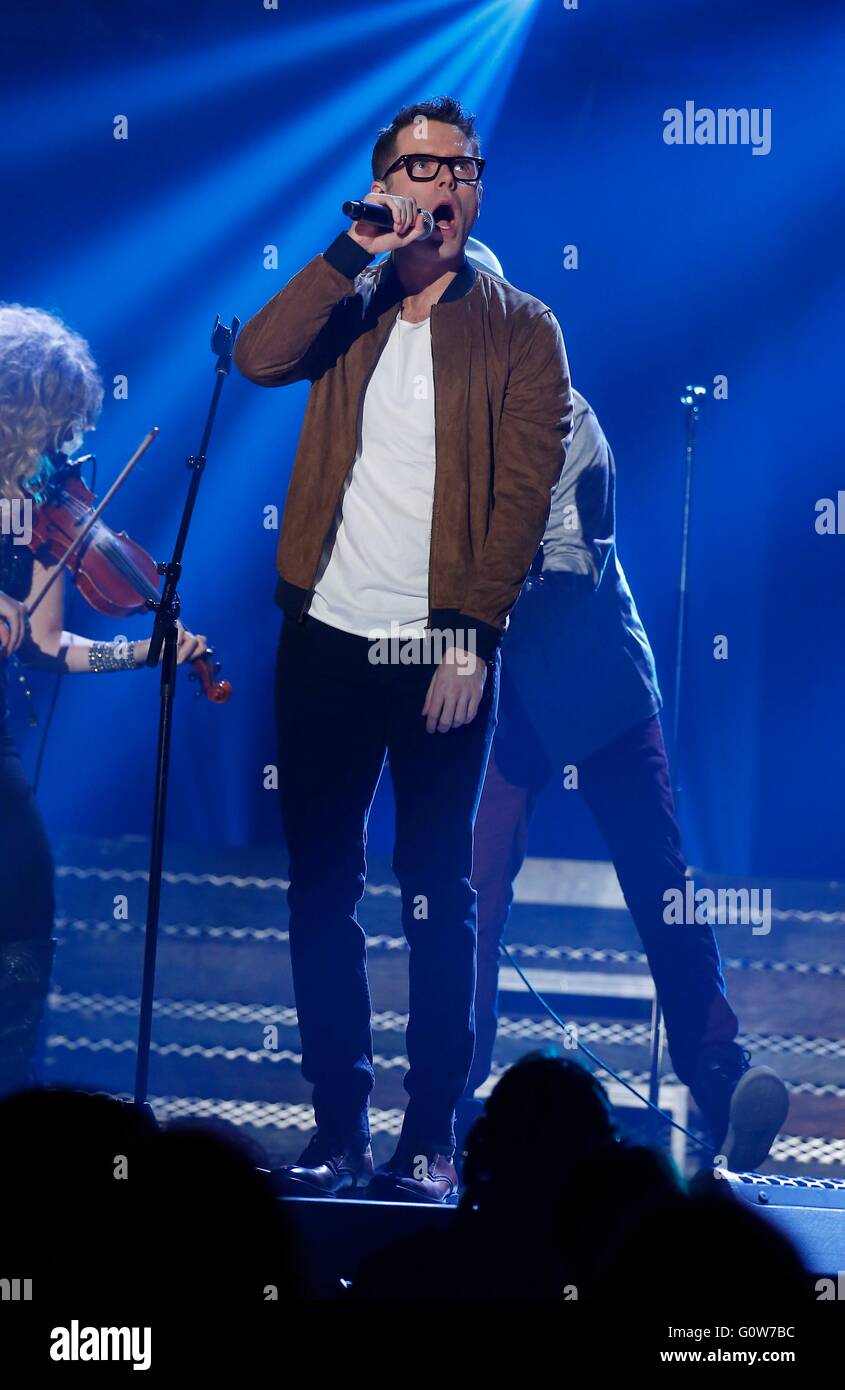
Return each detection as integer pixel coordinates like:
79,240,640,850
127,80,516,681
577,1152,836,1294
234,230,573,661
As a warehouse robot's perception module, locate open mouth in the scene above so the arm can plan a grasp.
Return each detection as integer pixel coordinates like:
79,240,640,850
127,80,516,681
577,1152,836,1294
432,200,456,228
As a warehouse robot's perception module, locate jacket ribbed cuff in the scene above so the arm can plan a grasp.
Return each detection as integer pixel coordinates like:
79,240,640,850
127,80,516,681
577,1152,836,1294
322,231,375,281
430,609,502,664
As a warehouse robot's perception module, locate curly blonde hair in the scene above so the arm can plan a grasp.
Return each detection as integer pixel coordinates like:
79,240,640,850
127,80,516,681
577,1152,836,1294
0,304,103,498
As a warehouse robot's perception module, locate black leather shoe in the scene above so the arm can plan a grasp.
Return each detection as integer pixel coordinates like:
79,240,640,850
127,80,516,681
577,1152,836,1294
369,1151,458,1204
270,1134,374,1197
691,1044,789,1172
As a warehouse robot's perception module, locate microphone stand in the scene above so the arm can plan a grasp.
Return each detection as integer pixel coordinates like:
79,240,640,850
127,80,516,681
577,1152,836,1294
133,315,239,1116
645,384,706,1147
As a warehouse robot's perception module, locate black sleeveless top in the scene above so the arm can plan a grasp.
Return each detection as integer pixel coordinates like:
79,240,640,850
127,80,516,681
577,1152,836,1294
0,533,35,744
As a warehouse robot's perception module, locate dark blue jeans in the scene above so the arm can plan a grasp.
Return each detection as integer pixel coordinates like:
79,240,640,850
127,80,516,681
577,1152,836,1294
274,614,499,1156
468,676,738,1096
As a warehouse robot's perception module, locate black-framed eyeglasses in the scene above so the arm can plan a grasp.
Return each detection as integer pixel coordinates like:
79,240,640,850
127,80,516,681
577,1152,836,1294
380,153,486,184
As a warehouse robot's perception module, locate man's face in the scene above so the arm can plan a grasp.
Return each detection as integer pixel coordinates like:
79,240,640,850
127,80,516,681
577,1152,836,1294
375,120,483,256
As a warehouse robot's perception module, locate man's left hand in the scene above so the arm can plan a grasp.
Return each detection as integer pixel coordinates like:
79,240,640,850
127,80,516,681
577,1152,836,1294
422,643,487,734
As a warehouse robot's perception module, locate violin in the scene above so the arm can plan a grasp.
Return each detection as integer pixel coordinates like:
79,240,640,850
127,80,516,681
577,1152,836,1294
22,446,232,704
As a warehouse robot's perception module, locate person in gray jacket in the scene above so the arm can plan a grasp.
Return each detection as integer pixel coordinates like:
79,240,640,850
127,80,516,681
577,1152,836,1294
462,239,788,1173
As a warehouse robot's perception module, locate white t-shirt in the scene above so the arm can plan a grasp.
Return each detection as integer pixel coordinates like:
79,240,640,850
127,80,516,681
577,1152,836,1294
309,312,435,638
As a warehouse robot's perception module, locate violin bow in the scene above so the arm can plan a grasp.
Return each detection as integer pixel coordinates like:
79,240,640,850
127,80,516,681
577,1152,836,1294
26,426,160,618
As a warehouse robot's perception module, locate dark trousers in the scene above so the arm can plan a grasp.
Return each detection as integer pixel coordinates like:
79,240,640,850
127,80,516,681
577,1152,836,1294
0,741,56,1092
0,743,55,944
467,686,738,1096
274,614,499,1155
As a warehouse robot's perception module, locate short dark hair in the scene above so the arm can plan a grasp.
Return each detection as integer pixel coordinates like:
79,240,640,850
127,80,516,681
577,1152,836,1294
371,95,481,182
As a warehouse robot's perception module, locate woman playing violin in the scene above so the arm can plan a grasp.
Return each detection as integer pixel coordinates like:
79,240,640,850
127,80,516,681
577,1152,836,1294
0,303,206,1096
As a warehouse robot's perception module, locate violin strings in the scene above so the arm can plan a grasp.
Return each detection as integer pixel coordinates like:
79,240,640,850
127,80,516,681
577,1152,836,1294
40,502,161,607
96,535,160,603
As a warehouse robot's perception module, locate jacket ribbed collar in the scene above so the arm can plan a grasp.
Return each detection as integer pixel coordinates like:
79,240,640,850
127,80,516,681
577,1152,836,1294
374,250,477,311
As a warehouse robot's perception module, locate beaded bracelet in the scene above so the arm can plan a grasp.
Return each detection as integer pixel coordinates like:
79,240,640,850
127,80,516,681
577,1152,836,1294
88,640,137,673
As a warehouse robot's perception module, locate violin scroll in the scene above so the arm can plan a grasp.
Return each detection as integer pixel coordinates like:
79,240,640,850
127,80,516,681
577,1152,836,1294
188,648,232,704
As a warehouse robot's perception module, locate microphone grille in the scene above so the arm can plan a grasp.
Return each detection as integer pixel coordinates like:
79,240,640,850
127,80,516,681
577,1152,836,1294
419,208,435,239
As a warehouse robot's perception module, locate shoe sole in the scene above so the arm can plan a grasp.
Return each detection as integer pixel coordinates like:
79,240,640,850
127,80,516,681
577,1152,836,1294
721,1066,789,1172
368,1175,456,1205
271,1172,366,1198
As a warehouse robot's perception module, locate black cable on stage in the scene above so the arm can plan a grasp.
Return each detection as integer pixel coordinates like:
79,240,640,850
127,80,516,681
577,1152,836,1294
501,943,714,1155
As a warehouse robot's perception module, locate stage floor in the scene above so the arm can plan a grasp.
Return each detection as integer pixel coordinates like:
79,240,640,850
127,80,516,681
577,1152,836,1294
43,833,845,1180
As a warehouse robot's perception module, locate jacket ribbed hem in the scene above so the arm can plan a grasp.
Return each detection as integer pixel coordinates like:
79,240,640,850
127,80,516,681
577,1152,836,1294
274,578,502,663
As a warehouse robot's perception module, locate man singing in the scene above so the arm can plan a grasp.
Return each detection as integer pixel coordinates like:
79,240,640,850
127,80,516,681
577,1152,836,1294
235,96,572,1202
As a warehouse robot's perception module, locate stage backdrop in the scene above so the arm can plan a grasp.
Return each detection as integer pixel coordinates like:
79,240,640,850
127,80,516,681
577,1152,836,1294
3,0,843,880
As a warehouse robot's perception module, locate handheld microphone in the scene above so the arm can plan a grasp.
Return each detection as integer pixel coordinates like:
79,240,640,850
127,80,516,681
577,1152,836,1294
342,199,435,240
